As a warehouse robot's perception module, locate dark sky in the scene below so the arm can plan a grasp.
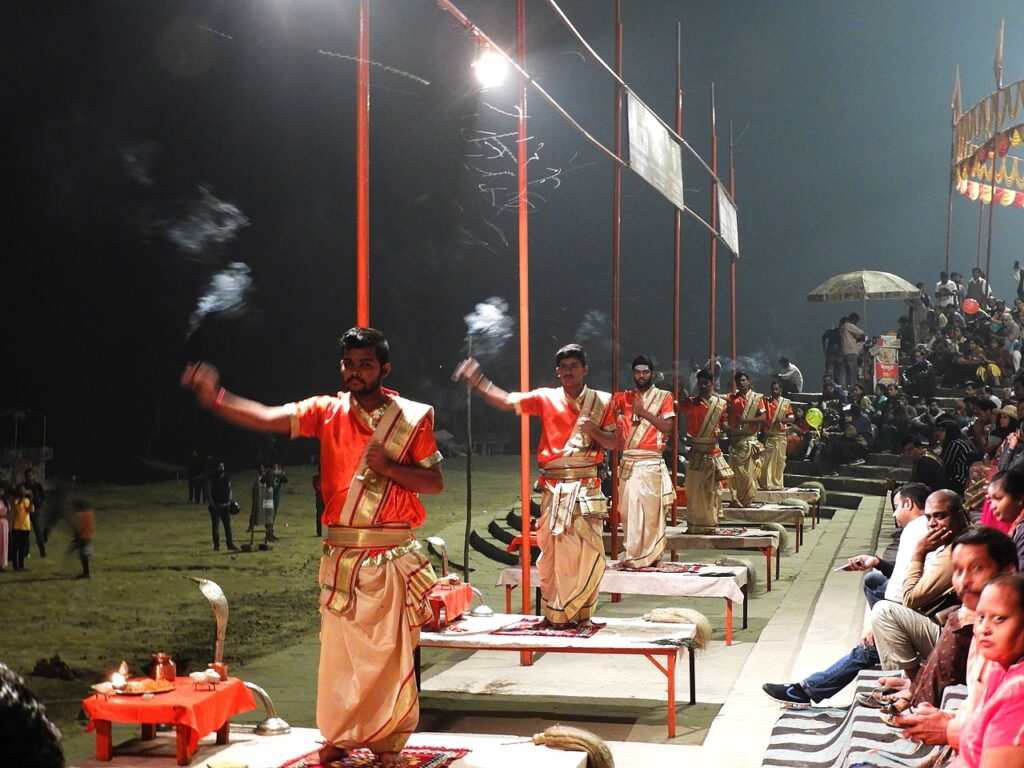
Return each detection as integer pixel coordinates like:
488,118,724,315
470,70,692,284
6,1,1024,478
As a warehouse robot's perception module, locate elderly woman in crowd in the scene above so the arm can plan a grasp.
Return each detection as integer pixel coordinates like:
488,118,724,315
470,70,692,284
949,573,1024,767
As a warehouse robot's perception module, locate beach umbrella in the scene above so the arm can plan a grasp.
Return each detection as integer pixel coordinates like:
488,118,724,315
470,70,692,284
805,270,920,303
806,269,921,334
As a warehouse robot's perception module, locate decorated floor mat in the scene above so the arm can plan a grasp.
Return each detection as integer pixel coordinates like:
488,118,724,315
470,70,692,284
611,561,705,573
279,746,470,768
490,617,605,638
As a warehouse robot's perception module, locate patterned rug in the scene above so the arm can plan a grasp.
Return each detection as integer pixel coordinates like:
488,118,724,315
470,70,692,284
763,670,964,768
490,617,606,638
279,746,470,768
611,561,704,573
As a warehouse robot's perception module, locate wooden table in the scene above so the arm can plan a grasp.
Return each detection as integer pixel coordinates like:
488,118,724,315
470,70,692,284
418,613,696,737
714,503,806,551
498,562,748,644
82,677,256,765
605,526,780,590
724,486,823,526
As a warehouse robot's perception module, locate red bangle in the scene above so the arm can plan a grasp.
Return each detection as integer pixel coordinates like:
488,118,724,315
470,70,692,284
213,388,227,411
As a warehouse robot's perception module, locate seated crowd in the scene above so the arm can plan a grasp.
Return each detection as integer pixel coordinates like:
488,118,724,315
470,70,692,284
763,477,1024,766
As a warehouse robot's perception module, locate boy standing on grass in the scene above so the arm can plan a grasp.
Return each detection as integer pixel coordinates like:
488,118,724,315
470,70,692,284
71,499,95,579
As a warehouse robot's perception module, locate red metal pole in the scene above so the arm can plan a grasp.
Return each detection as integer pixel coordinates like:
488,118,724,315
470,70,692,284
671,21,683,525
709,84,718,379
609,0,623,563
729,123,737,385
356,0,370,326
516,0,532,621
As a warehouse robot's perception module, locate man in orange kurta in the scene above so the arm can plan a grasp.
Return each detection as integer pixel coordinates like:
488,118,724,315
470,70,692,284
759,378,794,490
182,327,442,768
611,356,676,568
678,370,730,533
457,344,615,627
725,372,765,507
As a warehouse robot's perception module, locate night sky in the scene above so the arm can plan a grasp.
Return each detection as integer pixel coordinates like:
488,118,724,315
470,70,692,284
7,1,1024,479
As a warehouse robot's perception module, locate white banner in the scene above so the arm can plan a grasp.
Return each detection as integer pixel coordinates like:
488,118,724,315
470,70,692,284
717,185,739,257
627,93,684,211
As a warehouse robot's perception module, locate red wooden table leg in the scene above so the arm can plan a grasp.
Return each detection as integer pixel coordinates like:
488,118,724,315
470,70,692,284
216,721,230,745
724,598,733,645
175,725,191,765
667,652,676,738
95,720,112,761
141,723,156,740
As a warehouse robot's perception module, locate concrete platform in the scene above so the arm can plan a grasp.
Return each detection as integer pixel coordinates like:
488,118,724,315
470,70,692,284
185,492,885,768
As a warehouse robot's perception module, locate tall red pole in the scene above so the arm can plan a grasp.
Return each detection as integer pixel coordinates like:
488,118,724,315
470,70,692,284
944,68,960,274
729,123,737,385
516,0,533,621
709,84,718,378
609,0,623,562
356,0,370,326
671,21,683,525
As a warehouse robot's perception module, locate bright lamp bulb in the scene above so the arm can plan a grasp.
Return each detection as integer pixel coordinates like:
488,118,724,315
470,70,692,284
472,49,508,88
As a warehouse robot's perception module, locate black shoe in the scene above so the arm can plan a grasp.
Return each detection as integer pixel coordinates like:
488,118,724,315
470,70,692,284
227,545,239,552
762,682,812,707
75,573,90,580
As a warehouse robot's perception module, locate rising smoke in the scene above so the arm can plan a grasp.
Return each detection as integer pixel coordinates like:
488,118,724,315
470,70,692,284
186,262,254,339
463,296,514,359
162,185,255,340
166,185,249,256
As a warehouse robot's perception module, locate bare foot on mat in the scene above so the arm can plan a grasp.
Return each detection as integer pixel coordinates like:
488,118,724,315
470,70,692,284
317,743,347,765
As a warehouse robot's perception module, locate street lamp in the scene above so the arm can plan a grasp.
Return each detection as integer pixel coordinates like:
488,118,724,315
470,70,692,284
472,45,508,88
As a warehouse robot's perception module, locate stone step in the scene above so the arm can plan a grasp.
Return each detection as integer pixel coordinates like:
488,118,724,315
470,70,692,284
867,452,905,467
787,459,909,482
785,471,887,496
469,528,536,565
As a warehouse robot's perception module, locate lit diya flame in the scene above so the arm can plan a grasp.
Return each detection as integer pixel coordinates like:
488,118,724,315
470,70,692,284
110,660,130,688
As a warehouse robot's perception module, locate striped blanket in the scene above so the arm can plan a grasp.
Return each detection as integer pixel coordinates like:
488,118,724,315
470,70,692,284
763,671,965,768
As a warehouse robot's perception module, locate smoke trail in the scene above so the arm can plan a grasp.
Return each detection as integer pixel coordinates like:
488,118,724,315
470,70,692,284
166,185,249,256
576,310,610,342
464,297,514,359
721,351,783,383
186,262,253,339
121,140,159,186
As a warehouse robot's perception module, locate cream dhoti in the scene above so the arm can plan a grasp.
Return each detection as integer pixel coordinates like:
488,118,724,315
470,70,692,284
685,440,729,533
316,527,436,754
728,435,763,506
759,432,788,490
535,465,607,624
619,450,673,568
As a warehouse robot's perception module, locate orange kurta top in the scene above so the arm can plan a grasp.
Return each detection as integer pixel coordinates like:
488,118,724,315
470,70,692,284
762,396,794,434
612,388,676,452
678,397,726,439
290,388,441,529
726,391,765,433
512,386,614,468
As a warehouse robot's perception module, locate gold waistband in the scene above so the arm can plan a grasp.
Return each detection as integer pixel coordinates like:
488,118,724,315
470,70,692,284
622,449,663,460
690,438,720,448
326,526,413,549
540,466,599,480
